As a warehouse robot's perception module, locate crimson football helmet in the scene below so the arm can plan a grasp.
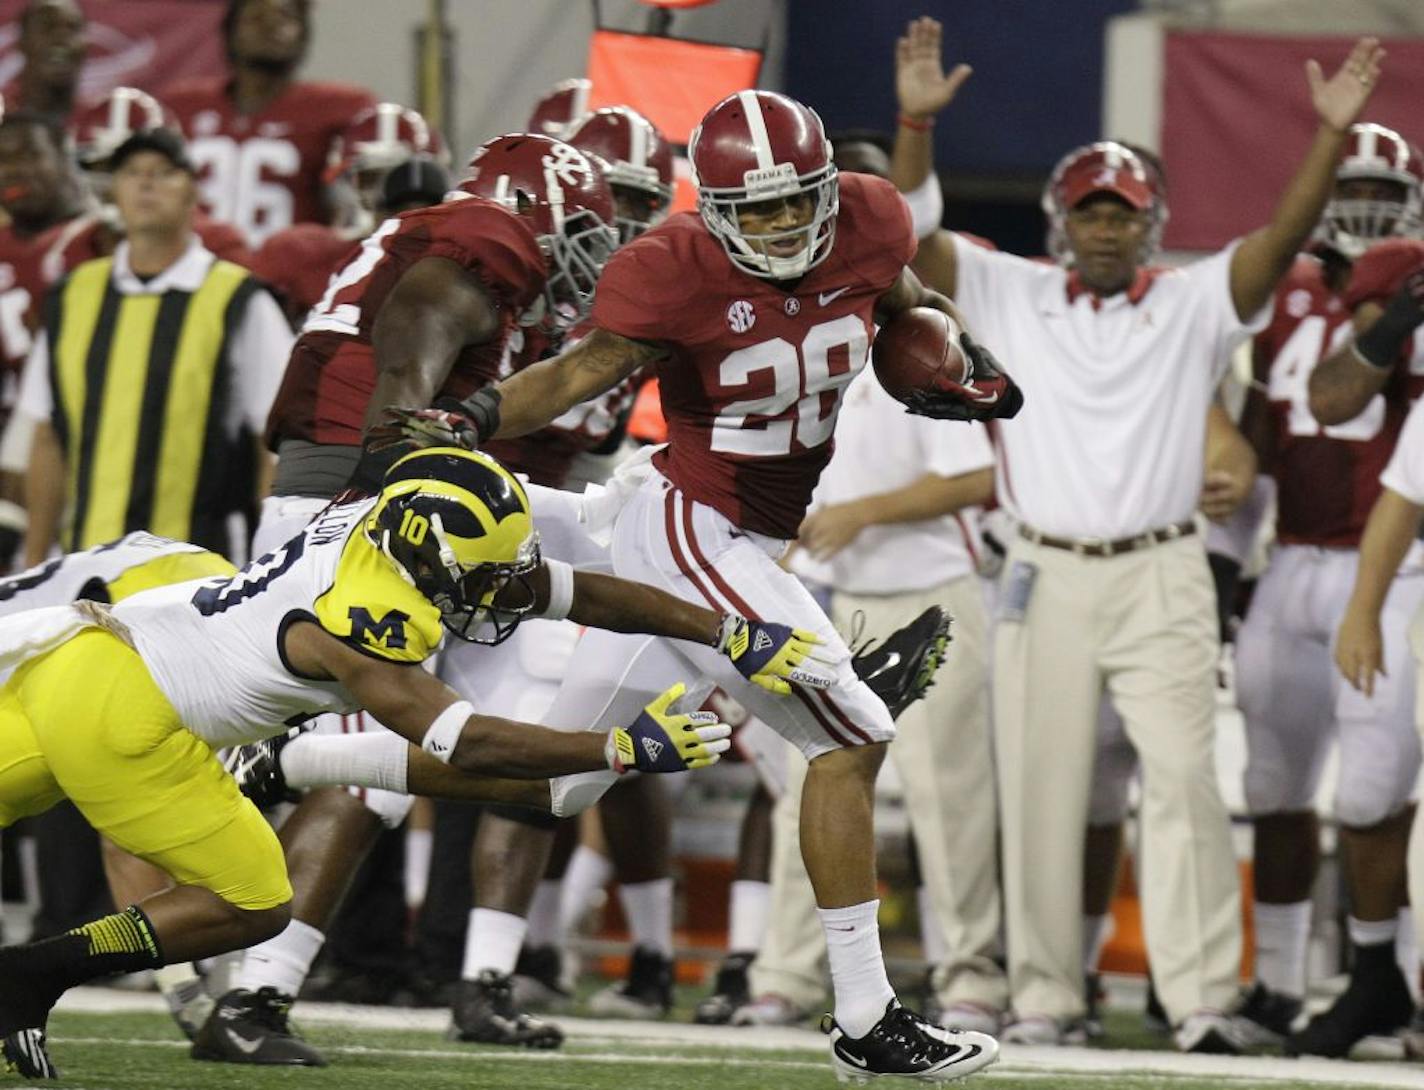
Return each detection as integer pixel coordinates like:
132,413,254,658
689,90,838,279
526,78,593,140
567,106,675,243
72,87,175,198
326,103,447,227
458,133,617,333
1042,141,1168,266
1319,123,1423,258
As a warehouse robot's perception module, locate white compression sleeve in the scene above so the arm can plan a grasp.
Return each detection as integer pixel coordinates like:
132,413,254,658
540,559,575,621
279,731,410,793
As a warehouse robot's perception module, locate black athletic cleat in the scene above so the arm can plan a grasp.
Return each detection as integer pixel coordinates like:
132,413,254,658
511,944,573,1013
1083,972,1106,1041
223,730,304,810
694,951,753,1025
1402,1006,1424,1060
0,947,63,1040
2,1028,56,1079
850,608,952,720
1143,973,1169,1035
825,999,998,1085
191,987,328,1066
1284,945,1414,1058
449,970,563,1048
587,946,673,1018
1234,981,1302,1048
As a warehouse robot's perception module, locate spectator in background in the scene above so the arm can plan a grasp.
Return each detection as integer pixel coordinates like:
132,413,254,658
908,19,1384,1052
0,0,88,127
19,128,291,566
165,0,375,248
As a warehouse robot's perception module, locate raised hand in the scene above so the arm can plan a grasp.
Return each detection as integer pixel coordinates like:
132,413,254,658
1307,37,1384,132
895,16,972,121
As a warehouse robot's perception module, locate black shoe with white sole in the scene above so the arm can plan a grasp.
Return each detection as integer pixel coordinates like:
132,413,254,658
190,987,328,1066
1234,981,1302,1048
824,999,998,1084
1284,944,1414,1058
450,971,563,1048
2,1028,56,1079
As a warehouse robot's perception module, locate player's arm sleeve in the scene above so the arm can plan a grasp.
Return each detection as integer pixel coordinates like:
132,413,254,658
230,286,297,433
1380,395,1424,506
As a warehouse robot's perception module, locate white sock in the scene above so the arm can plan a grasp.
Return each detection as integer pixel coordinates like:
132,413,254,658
1397,908,1420,1002
526,880,562,948
236,920,325,997
728,879,770,955
917,886,947,964
153,961,202,994
1252,900,1311,998
558,845,613,944
618,878,674,958
280,732,409,793
1083,913,1114,975
820,900,895,1039
404,827,433,910
1348,914,1397,948
462,908,528,979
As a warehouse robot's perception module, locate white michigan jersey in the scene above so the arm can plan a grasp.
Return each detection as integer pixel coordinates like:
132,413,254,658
115,498,445,750
0,532,233,618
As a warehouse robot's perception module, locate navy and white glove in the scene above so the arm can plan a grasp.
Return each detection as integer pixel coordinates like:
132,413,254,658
605,682,732,773
715,614,838,695
905,331,1024,421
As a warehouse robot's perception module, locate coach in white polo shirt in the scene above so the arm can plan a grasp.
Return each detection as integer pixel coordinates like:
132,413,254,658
743,366,1002,1027
927,35,1385,1052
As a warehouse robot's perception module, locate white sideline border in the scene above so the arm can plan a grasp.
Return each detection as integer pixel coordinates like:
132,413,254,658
56,987,1421,1088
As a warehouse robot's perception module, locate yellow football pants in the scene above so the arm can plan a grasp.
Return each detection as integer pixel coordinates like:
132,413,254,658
0,628,290,910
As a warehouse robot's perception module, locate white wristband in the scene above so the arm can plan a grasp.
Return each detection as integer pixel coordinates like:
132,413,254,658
421,700,473,763
541,559,575,621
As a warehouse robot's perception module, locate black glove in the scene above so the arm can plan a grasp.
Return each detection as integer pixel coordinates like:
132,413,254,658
904,331,1024,421
1354,265,1424,370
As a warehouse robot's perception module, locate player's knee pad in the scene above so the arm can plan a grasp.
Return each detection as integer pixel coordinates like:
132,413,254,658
358,786,415,829
483,803,559,830
1334,775,1415,830
1243,765,1316,817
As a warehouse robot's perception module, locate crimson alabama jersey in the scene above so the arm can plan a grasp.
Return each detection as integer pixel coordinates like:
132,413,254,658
265,197,545,449
0,226,49,394
1258,252,1423,547
251,222,359,318
166,78,375,247
591,171,914,538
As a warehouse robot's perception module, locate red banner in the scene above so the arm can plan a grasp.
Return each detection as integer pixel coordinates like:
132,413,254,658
0,0,226,108
1161,31,1424,251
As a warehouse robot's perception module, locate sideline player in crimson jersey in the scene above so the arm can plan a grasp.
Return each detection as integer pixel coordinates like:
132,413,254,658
165,0,375,247
386,90,1020,1084
191,134,620,1066
1229,122,1424,1057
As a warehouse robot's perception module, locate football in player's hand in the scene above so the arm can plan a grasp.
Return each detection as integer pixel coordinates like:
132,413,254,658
871,307,969,405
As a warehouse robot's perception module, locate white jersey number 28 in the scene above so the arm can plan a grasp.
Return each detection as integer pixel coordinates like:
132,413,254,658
711,315,868,457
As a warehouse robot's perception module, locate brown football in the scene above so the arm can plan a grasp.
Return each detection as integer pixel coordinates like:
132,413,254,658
871,307,968,405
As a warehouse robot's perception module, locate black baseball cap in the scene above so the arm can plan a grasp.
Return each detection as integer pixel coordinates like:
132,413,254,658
380,157,450,212
109,128,196,174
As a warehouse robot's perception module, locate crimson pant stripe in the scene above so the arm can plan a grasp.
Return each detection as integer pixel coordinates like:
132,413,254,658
673,490,860,748
814,687,874,745
664,490,729,612
954,511,980,570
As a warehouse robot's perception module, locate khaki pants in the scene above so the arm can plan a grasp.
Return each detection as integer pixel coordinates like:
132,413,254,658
994,534,1240,1024
749,574,1006,1010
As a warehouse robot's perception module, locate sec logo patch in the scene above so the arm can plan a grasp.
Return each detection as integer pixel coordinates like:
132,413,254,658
1285,289,1312,319
727,300,756,333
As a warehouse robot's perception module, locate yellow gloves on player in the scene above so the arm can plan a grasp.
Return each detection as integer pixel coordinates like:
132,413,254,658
715,614,837,695
606,682,732,773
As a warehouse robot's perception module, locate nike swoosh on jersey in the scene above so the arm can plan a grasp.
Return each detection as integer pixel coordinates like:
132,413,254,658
818,287,851,305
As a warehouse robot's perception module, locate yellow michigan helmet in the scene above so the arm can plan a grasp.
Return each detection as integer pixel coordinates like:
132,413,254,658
367,446,540,644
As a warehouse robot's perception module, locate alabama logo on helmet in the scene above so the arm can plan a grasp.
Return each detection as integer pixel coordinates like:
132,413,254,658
688,90,840,281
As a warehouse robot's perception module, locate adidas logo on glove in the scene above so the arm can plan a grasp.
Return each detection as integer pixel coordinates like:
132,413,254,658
753,630,774,652
641,737,665,763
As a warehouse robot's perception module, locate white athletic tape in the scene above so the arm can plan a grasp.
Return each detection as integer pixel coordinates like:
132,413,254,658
421,700,472,763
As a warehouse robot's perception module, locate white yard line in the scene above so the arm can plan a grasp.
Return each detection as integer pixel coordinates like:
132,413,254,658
55,987,1422,1088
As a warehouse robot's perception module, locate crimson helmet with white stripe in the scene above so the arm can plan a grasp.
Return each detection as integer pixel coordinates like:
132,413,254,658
689,90,838,279
1042,141,1168,266
73,87,174,171
567,106,675,243
326,103,447,228
1319,122,1423,258
526,78,592,140
457,133,617,333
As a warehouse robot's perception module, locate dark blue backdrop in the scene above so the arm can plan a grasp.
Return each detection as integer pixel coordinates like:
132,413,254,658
783,0,1136,175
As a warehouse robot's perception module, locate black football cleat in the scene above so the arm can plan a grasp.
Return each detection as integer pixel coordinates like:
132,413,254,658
449,971,563,1048
1233,981,1302,1048
2,1028,57,1079
825,999,998,1084
223,730,303,810
850,608,952,720
190,987,328,1066
587,946,673,1018
1284,945,1414,1058
511,944,574,1013
694,951,753,1025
